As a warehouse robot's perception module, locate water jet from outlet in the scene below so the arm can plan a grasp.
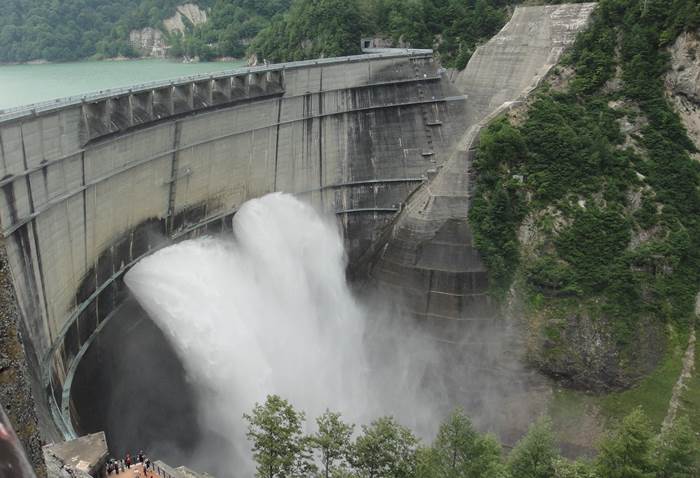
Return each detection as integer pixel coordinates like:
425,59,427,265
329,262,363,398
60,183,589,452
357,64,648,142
125,193,462,474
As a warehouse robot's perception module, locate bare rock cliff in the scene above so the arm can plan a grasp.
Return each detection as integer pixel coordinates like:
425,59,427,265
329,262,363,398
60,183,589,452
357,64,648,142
666,30,700,159
129,27,167,57
129,3,208,58
163,3,208,34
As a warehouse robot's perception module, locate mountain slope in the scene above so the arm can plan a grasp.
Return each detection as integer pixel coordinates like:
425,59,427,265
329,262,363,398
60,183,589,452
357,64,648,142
469,0,700,391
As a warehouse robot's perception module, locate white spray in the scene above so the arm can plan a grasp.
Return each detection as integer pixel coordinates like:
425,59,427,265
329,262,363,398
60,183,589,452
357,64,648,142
125,193,443,473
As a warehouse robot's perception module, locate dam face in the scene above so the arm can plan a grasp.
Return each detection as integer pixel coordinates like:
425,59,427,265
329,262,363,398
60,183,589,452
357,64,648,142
0,3,596,471
0,49,467,447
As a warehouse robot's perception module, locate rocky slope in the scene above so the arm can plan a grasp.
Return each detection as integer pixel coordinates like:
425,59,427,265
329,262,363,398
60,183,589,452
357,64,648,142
163,3,208,33
129,27,168,57
666,29,700,159
129,3,208,58
469,3,700,393
0,247,46,476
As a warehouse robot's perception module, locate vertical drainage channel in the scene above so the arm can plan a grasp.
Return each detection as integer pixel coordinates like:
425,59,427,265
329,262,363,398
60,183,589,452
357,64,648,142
412,59,435,160
273,97,282,191
166,121,182,234
318,69,324,200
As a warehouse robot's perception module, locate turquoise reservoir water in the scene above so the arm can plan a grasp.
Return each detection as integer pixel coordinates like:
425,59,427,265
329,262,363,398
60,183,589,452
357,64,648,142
0,59,246,110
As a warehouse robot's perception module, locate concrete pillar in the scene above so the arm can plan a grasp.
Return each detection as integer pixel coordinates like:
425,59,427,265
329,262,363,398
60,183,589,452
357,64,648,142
267,70,283,91
153,87,174,118
172,84,193,114
232,75,246,100
108,96,132,131
248,73,264,95
130,91,153,126
212,78,231,104
81,101,110,142
193,81,212,109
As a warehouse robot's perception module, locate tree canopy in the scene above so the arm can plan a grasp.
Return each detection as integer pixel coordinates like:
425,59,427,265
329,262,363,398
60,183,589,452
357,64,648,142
0,0,525,65
243,399,699,478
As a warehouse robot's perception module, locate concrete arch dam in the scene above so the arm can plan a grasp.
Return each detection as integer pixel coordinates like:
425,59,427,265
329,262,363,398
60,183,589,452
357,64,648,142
0,2,595,467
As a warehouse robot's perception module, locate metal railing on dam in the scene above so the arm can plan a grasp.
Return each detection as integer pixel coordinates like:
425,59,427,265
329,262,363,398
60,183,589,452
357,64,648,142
0,48,433,124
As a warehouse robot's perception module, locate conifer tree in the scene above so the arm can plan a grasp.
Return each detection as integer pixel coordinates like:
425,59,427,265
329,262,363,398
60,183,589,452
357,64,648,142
351,416,419,478
655,416,699,478
507,417,559,478
595,407,655,478
429,409,505,478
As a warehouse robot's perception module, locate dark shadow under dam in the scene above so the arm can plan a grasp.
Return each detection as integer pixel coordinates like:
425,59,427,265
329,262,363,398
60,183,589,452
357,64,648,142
70,297,203,465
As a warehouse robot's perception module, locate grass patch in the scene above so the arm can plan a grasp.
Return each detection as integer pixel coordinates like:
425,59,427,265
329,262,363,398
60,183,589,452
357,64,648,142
548,328,691,450
600,328,687,430
549,387,599,448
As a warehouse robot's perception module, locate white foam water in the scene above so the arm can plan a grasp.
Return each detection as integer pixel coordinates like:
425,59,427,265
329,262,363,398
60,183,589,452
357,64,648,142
125,193,378,472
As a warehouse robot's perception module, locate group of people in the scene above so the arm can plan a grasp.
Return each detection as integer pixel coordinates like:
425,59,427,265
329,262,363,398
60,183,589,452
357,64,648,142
106,450,152,475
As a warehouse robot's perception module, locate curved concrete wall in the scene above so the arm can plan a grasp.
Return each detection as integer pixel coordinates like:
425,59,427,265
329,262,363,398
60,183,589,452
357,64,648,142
0,51,467,441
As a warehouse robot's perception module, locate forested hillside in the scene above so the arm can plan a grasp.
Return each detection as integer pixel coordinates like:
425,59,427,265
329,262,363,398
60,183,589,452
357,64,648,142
249,0,510,66
167,0,292,60
0,0,568,65
470,0,700,393
0,0,289,62
0,0,188,61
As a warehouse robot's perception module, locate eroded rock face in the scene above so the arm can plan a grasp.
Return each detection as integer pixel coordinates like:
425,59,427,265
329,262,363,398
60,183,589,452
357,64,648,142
666,30,700,157
528,308,665,391
129,3,208,58
163,3,208,34
129,27,167,57
0,249,46,477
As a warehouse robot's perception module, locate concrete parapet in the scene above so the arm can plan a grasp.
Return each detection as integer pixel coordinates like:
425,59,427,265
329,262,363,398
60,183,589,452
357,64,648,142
74,64,380,144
